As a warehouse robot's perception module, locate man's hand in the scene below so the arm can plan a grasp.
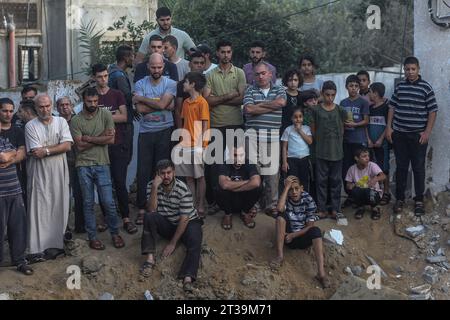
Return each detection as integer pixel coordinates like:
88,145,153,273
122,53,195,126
81,135,92,143
132,95,142,105
374,139,383,148
386,127,393,144
367,139,374,148
344,121,356,128
419,131,431,145
0,152,10,163
162,243,176,258
31,148,47,159
103,128,115,136
282,162,289,173
284,176,296,190
153,174,163,187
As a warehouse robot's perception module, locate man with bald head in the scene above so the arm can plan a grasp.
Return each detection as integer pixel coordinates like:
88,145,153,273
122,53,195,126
25,94,73,258
133,53,177,224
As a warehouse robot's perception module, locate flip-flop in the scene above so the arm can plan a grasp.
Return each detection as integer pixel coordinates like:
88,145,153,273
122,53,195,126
140,261,155,278
241,213,256,229
183,281,194,293
269,257,283,270
371,207,381,220
315,275,331,289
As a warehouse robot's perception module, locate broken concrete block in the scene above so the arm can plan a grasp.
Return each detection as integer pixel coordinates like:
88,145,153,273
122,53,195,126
365,255,388,278
423,266,439,285
99,292,114,300
144,290,154,300
405,225,426,238
0,293,10,300
350,266,363,276
344,266,353,275
426,256,447,264
410,284,431,295
337,218,348,226
436,248,445,256
409,293,431,300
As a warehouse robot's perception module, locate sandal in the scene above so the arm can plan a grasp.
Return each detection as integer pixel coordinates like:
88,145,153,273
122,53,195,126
140,261,155,278
414,201,425,217
241,213,256,229
123,221,138,234
269,257,284,270
354,208,365,220
371,207,381,220
393,200,404,214
135,212,145,226
17,264,34,276
221,215,232,231
112,235,125,249
183,281,194,293
89,239,106,251
315,275,331,289
380,193,391,206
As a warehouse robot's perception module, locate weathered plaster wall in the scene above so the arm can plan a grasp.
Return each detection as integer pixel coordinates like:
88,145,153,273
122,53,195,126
415,0,450,192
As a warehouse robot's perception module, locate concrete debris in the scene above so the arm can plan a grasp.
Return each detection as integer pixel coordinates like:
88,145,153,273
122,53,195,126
426,256,447,264
144,290,154,300
423,266,439,285
410,284,431,295
350,266,363,276
99,292,114,300
436,248,445,256
409,292,431,300
405,225,426,238
0,293,10,300
337,218,348,226
365,255,388,278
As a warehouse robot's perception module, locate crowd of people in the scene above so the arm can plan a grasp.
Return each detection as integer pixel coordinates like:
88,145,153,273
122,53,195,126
0,7,438,292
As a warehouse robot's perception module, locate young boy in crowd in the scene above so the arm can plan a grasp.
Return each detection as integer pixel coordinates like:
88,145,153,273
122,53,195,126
341,75,369,207
311,81,347,219
270,176,329,289
300,89,319,128
281,69,303,135
175,72,210,218
281,108,313,193
357,70,371,104
345,148,386,220
367,82,391,205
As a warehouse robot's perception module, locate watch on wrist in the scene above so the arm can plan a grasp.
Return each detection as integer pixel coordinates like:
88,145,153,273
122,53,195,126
46,148,50,156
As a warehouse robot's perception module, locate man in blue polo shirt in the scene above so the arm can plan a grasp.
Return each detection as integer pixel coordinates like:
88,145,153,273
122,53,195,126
386,56,438,217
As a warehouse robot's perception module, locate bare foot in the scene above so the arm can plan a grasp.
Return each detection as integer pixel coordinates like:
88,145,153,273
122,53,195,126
269,256,284,270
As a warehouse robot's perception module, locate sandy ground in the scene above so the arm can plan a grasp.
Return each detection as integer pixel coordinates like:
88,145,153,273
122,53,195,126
1,192,449,300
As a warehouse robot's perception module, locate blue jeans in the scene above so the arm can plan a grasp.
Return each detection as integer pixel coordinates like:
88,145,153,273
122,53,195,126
77,165,119,240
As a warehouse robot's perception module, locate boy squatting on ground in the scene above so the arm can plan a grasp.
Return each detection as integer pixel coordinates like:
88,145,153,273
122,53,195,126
270,176,329,289
345,147,386,220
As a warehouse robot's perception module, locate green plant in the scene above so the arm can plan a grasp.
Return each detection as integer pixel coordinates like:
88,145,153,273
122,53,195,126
77,19,106,74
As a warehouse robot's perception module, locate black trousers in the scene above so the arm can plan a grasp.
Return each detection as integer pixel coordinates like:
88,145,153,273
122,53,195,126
316,158,342,213
137,128,172,209
0,194,27,266
287,157,311,193
392,131,427,202
108,144,131,219
215,187,262,215
69,164,85,232
141,213,203,280
350,187,381,208
343,142,366,194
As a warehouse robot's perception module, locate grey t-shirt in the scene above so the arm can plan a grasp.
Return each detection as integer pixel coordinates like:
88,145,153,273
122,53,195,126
139,27,196,58
340,96,369,144
175,58,190,81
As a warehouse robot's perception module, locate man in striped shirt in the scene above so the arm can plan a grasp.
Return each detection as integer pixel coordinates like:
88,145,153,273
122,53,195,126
244,62,287,216
141,159,202,293
386,56,438,217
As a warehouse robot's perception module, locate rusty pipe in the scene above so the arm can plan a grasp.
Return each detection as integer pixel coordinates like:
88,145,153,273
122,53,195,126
7,14,16,88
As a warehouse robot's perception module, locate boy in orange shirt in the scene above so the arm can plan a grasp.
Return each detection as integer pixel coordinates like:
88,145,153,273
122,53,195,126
175,72,210,218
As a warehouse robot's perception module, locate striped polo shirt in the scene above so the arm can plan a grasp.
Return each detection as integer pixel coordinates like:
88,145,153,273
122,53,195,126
244,85,286,141
0,135,22,197
390,76,438,133
146,178,198,225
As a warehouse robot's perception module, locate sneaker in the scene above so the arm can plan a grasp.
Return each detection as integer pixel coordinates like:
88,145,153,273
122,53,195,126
414,201,425,217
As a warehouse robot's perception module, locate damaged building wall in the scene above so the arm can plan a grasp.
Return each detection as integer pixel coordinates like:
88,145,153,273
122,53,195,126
414,0,450,192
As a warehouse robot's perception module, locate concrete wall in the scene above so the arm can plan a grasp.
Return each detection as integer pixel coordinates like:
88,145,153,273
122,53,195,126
67,0,158,82
415,0,450,192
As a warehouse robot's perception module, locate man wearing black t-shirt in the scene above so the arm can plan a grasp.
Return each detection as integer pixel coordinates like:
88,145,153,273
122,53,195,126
217,146,262,230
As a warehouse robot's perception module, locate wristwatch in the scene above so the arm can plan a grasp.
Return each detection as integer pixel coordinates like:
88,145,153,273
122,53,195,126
45,148,50,157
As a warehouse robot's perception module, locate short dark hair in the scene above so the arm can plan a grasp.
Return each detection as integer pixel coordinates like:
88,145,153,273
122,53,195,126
291,107,303,117
185,72,207,92
298,54,317,68
190,50,205,60
149,34,163,43
0,98,14,108
21,86,37,97
216,40,232,51
156,159,175,171
116,45,133,62
300,90,319,105
196,44,212,55
20,100,37,115
346,74,360,87
322,81,337,92
370,82,386,98
354,147,370,158
156,7,171,19
91,63,108,76
250,40,266,50
357,70,370,81
82,87,99,99
282,69,303,88
163,35,178,50
404,56,419,67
